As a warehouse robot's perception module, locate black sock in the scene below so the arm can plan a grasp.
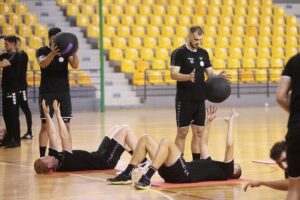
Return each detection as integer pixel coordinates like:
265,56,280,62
145,165,157,179
123,164,136,176
192,153,200,160
39,146,47,157
141,157,147,163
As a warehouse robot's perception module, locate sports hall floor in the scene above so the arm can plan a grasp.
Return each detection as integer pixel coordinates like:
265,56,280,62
0,105,288,199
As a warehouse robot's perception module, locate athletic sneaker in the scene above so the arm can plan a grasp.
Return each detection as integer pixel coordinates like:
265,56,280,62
107,172,132,185
134,175,151,190
21,132,33,140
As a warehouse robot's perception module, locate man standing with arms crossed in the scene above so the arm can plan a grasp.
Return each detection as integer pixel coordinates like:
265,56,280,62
36,27,79,157
170,26,229,160
276,53,300,200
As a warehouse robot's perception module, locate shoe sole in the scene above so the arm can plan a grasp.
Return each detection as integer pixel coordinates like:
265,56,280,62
134,185,151,190
108,180,132,185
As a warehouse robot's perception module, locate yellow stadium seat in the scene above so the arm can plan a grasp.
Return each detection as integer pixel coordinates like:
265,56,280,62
208,6,221,16
216,36,229,48
158,37,172,49
261,7,273,17
232,26,245,37
215,48,228,59
113,37,127,49
225,69,238,83
109,48,123,61
76,14,89,27
260,16,272,26
173,37,185,48
269,68,282,83
135,15,149,25
24,14,38,26
98,5,108,15
167,5,179,16
128,0,141,5
110,4,124,16
178,16,191,26
121,15,134,26
164,15,177,26
248,6,260,16
258,47,271,59
262,0,272,6
137,60,150,72
29,36,42,48
273,16,285,26
150,16,163,26
195,5,207,16
228,59,241,68
132,72,145,85
274,6,285,17
103,37,112,49
163,69,176,85
18,24,33,37
259,26,272,36
87,25,99,38
146,26,160,37
272,36,284,47
66,4,79,16
148,70,164,85
240,69,255,83
15,3,28,14
141,48,154,60
223,0,234,6
106,15,120,25
2,24,15,35
192,16,205,26
153,5,166,15
183,0,195,6
272,47,285,59
258,36,271,48
0,14,6,24
142,0,155,5
271,58,284,68
244,37,257,48
56,0,68,6
246,26,258,37
121,60,136,73
206,16,219,26
161,26,175,37
104,25,115,37
221,6,234,16
202,36,215,48
235,6,247,16
23,47,35,61
286,36,298,47
156,48,169,60
91,14,99,26
144,37,157,48
176,26,188,37
0,3,11,13
247,16,259,26
71,0,83,4
230,36,243,48
197,0,208,6
229,47,243,59
218,26,231,37
236,0,248,6
128,37,142,49
204,26,217,36
152,60,166,69
244,48,256,59
285,47,298,61
124,48,139,60
210,0,222,6
286,26,299,37
212,58,226,69
117,25,130,37
124,5,138,16
181,6,193,16
255,69,268,83
138,5,152,15
242,58,255,68
286,16,298,27
132,25,145,37
257,58,270,68
220,16,233,26
205,48,214,59
86,0,99,4
81,4,95,15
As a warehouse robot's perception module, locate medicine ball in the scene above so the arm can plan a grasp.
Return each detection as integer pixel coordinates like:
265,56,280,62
53,32,78,57
205,76,231,103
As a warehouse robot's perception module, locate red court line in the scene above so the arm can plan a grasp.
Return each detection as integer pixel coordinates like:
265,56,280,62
152,179,249,188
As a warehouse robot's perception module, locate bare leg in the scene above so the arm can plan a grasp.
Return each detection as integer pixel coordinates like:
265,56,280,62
175,126,189,153
39,123,48,157
111,125,137,151
191,125,204,156
286,178,300,200
65,122,72,143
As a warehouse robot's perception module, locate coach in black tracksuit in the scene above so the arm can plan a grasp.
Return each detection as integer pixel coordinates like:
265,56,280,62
170,26,229,160
36,27,79,157
0,35,21,148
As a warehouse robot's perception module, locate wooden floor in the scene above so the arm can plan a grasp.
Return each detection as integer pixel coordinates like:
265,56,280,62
0,105,289,200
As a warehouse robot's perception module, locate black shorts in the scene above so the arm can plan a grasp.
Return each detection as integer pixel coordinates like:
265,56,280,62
285,123,300,177
39,91,72,123
158,155,191,183
176,100,206,127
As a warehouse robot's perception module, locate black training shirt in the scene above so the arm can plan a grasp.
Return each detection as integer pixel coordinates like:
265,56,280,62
18,50,29,90
48,148,109,172
0,52,20,92
171,44,211,101
36,46,69,94
187,159,234,182
282,53,300,126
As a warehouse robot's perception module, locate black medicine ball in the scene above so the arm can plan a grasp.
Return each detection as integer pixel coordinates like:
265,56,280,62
205,76,231,103
53,32,78,57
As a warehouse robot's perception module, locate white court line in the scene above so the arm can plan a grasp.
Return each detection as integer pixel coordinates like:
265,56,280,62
0,161,32,168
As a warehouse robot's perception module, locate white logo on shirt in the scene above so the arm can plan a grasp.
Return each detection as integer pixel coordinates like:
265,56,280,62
59,57,64,62
188,57,194,64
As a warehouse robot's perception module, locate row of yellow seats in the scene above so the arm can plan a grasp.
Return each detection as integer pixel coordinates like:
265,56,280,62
213,58,288,69
0,23,48,38
0,13,38,26
131,68,283,86
0,2,27,14
109,48,171,61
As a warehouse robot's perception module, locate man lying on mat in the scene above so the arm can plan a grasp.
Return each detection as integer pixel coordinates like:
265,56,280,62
34,100,139,173
244,141,289,191
107,106,242,189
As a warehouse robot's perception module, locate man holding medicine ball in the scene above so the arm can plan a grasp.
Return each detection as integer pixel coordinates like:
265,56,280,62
36,27,79,157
